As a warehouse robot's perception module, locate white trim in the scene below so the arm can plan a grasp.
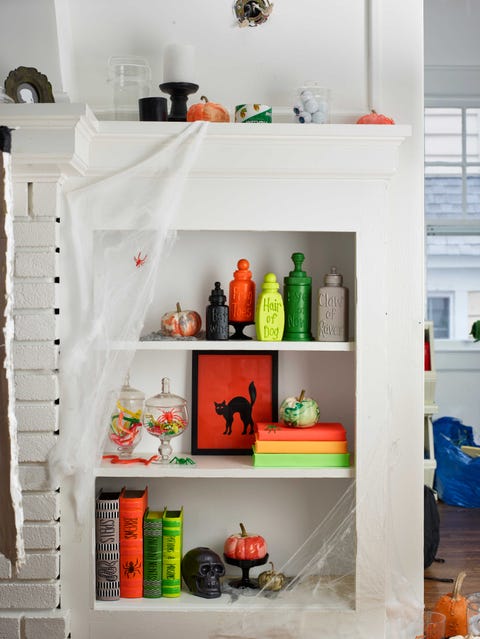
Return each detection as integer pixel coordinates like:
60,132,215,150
366,0,382,112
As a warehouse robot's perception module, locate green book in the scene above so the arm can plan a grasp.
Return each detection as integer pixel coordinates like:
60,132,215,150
252,452,350,468
162,507,183,597
143,509,163,598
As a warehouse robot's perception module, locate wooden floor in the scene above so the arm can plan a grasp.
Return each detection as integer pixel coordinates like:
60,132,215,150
424,500,480,610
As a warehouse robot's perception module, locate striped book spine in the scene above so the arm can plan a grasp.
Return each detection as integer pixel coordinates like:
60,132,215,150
95,490,121,601
143,509,163,598
162,507,183,597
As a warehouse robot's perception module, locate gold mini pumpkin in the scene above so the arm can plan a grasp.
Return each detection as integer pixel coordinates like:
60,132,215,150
257,562,286,591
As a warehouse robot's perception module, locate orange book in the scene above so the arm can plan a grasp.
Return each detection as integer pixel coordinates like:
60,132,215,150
119,487,148,598
254,439,347,454
255,422,346,442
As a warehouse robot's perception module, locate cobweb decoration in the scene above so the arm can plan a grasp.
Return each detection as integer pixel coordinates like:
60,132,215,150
47,121,208,520
211,449,423,639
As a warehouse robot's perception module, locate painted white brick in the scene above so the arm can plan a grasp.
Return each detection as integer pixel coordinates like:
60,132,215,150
14,220,57,247
13,181,28,217
14,312,58,341
22,492,60,522
0,616,20,639
16,403,58,432
0,582,60,609
31,182,59,218
24,611,70,639
23,523,59,550
15,251,57,278
13,281,56,309
17,433,56,463
15,552,59,580
15,373,58,401
0,555,12,579
13,342,58,371
19,465,50,491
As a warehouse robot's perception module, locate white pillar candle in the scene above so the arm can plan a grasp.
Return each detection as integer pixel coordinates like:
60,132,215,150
163,43,196,83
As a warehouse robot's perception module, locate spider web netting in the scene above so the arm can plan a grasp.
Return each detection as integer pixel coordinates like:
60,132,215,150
47,121,209,514
46,121,423,639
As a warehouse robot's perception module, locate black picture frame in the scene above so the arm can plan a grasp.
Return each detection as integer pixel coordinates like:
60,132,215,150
5,66,55,104
191,350,278,455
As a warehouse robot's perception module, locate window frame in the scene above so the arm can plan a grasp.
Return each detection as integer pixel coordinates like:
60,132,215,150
425,98,480,351
425,103,480,235
426,292,454,340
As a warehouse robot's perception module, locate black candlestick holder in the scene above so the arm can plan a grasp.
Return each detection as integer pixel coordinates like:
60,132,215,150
229,321,254,340
159,82,199,122
224,553,269,589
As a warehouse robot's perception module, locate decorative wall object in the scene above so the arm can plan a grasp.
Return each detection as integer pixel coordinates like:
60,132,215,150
4,66,54,103
191,351,278,454
234,0,273,27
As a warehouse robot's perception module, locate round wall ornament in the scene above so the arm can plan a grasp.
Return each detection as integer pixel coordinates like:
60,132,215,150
234,0,273,27
4,66,54,104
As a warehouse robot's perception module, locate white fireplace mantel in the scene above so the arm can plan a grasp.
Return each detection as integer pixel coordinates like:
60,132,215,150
1,104,410,181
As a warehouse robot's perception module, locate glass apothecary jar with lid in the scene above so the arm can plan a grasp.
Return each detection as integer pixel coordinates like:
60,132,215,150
108,374,145,457
144,377,189,463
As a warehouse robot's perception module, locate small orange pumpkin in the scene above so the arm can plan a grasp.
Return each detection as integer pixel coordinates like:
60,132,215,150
433,570,468,638
224,523,267,561
187,96,230,122
356,109,395,125
161,303,202,337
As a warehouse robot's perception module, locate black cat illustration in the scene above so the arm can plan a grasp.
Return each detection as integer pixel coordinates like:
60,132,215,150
214,381,257,436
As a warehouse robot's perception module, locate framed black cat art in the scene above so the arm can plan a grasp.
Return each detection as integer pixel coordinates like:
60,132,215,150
191,351,278,455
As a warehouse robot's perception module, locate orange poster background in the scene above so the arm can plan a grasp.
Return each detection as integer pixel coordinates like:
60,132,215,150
192,352,277,453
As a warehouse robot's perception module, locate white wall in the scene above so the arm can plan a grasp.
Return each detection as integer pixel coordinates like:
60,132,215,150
1,0,372,119
0,0,65,99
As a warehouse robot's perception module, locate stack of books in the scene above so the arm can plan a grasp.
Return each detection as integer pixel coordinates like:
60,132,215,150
95,487,183,599
252,422,350,467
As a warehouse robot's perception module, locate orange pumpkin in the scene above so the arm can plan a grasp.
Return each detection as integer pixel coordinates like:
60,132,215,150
187,96,230,122
161,303,202,337
433,571,468,638
356,109,395,125
224,523,267,561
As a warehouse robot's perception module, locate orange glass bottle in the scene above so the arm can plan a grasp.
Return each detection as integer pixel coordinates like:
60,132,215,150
229,259,256,323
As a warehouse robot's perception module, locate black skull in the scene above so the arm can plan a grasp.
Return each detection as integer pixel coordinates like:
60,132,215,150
181,547,225,598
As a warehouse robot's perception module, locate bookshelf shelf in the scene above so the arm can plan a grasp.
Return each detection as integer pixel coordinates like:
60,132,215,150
93,574,355,611
112,340,356,352
97,455,355,479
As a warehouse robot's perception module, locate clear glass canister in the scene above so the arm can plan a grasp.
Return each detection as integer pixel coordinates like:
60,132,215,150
107,55,151,121
293,82,331,124
144,377,189,463
108,374,145,457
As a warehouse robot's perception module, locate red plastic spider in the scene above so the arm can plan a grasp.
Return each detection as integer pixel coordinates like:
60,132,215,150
134,252,148,268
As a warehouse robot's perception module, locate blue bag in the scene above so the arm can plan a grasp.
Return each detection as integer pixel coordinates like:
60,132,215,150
433,416,480,508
